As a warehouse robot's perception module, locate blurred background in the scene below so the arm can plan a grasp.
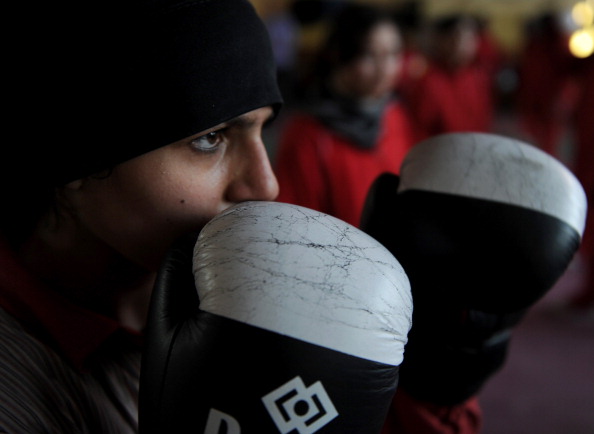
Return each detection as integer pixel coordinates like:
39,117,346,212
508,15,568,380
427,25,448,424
250,1,594,432
251,0,594,162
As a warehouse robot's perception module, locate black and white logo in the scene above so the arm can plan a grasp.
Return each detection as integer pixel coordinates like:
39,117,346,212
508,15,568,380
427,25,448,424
262,376,338,434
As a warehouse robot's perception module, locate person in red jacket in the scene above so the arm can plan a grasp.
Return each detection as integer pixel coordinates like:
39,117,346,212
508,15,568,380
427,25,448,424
274,3,414,228
515,13,578,156
275,4,482,433
402,14,495,141
569,54,594,309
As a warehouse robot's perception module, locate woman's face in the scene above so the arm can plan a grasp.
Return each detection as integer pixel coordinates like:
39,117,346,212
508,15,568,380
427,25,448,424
435,23,479,68
333,22,403,100
66,106,278,270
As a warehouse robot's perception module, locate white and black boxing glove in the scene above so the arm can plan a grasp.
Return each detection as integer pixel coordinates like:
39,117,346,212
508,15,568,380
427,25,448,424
361,132,588,405
139,201,412,434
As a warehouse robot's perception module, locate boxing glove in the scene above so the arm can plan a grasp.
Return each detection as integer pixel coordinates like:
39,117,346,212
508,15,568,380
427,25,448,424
139,201,412,433
361,132,587,405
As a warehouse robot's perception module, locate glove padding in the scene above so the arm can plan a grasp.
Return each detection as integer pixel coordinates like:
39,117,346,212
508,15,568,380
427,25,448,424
140,201,412,433
361,132,587,405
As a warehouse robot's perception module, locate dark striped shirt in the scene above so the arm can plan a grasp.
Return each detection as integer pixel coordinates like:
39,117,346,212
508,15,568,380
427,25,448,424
0,237,142,433
0,307,140,433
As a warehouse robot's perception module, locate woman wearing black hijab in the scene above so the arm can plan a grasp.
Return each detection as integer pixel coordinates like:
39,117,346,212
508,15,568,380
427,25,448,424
0,1,282,432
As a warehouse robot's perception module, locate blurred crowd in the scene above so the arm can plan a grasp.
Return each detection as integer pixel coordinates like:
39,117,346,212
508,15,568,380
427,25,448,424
255,3,593,431
259,0,594,311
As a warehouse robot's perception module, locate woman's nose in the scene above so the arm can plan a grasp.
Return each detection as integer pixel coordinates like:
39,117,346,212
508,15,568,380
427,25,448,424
225,137,279,203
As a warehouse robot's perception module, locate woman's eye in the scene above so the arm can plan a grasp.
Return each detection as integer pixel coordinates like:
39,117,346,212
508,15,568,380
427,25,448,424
190,130,225,152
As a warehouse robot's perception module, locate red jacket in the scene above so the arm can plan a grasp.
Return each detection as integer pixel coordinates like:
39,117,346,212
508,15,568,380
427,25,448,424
403,62,494,141
275,101,414,227
275,100,484,433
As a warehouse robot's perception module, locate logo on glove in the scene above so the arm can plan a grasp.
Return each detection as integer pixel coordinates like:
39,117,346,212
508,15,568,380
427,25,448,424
262,376,338,433
203,377,337,433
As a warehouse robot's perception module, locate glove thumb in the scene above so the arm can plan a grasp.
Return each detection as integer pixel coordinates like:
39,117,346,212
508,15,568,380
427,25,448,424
140,232,199,416
360,172,400,245
149,232,200,333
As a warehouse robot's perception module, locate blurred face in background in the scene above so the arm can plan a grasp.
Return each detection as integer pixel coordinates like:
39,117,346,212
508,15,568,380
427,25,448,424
434,20,479,68
332,21,403,101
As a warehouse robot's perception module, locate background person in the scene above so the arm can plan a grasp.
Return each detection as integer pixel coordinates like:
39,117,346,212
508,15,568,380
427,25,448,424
402,14,496,141
274,3,415,228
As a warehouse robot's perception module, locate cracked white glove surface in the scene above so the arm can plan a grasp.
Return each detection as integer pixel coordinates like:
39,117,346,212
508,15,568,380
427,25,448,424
193,201,412,366
398,132,587,236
